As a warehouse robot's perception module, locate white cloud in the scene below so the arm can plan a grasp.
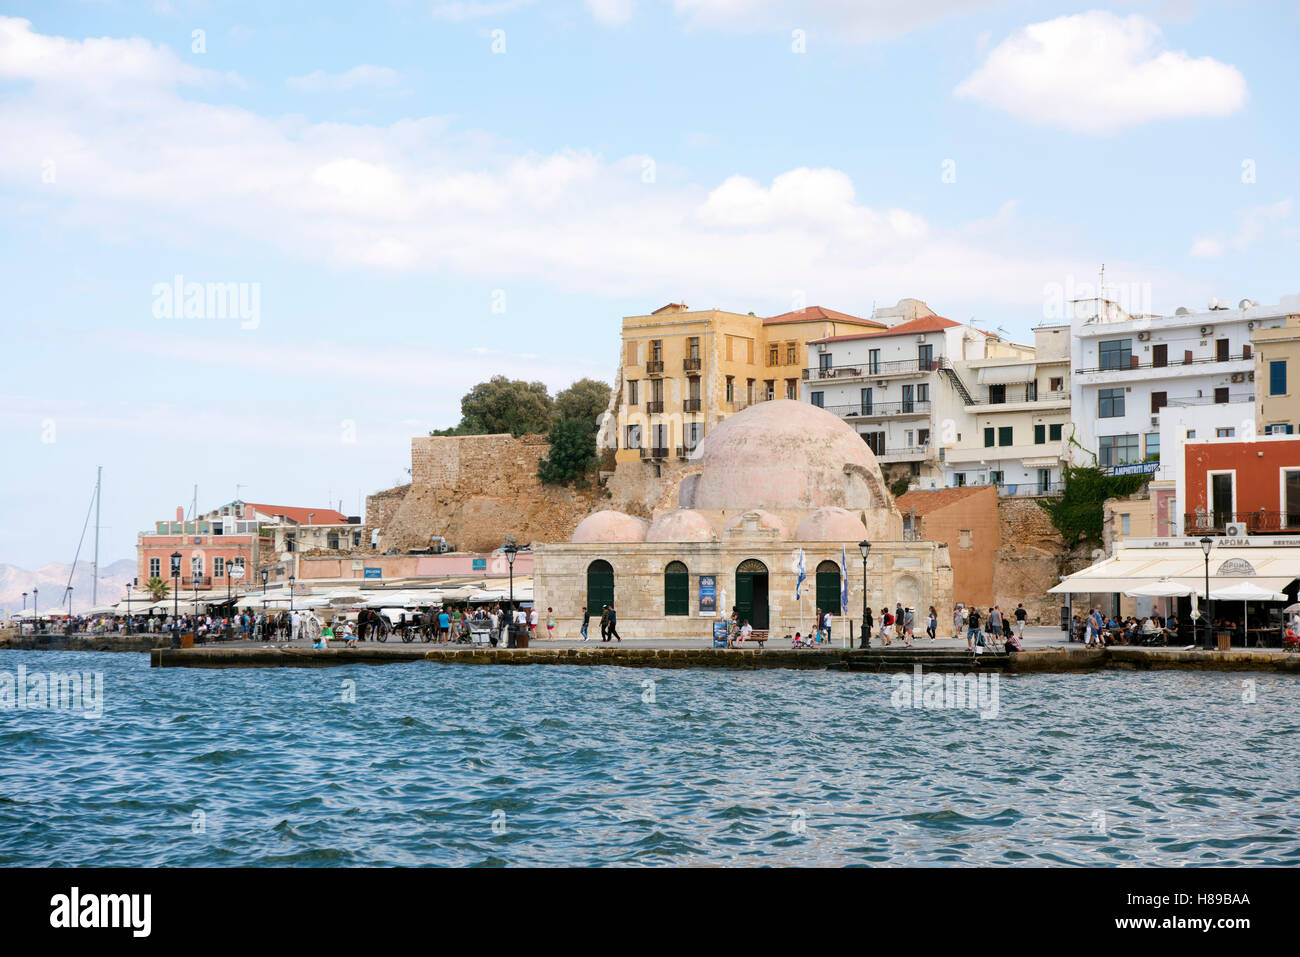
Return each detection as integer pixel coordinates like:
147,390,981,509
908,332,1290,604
431,0,535,21
954,11,1248,134
287,65,400,93
667,0,998,42
0,17,1199,317
586,0,636,25
1190,198,1293,258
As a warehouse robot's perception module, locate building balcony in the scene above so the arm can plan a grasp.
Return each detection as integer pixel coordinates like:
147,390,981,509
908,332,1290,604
804,358,943,382
639,446,670,461
683,397,702,412
645,400,664,414
1074,355,1252,385
975,395,1071,413
683,357,701,372
1164,393,1254,408
824,401,932,420
943,443,1065,466
1183,510,1300,536
645,360,664,376
874,445,933,464
675,445,699,459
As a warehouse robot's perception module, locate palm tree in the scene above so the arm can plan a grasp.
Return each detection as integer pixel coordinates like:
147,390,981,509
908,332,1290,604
145,576,170,601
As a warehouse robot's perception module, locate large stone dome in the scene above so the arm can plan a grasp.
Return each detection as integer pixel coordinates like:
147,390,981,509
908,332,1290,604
795,507,869,542
679,400,892,513
646,509,717,543
571,510,649,544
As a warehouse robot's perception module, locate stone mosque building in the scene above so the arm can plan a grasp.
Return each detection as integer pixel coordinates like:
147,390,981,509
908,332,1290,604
533,400,953,639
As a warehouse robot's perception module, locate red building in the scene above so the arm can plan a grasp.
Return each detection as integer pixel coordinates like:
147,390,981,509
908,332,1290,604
137,500,350,591
1182,435,1300,535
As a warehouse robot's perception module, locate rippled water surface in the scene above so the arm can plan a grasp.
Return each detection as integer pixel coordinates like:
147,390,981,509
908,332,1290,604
1,650,1297,866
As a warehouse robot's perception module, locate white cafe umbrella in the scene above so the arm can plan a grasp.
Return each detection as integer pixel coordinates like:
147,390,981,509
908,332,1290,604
1209,581,1287,647
1124,579,1194,598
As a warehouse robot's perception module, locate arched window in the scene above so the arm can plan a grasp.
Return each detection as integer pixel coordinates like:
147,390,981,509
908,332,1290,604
815,560,841,618
664,561,689,616
586,560,614,616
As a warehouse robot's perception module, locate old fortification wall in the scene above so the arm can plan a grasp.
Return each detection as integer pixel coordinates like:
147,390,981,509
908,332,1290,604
369,434,604,553
992,497,1091,623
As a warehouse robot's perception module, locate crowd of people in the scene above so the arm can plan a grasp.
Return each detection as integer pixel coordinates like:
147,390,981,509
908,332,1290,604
946,602,1028,652
1071,608,1174,647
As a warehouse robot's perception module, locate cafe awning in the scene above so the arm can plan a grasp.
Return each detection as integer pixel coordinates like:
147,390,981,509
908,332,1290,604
1051,542,1300,597
976,365,1036,385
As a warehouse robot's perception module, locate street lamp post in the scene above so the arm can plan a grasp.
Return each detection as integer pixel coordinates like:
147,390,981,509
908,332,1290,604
32,587,38,633
858,540,872,649
170,551,182,648
1200,536,1214,650
503,542,518,648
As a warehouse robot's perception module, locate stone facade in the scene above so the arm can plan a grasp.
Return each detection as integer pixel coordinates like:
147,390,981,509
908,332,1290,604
534,539,952,640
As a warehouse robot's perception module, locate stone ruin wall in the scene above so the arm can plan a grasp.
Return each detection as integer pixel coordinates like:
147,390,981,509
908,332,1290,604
992,496,1090,624
368,434,605,554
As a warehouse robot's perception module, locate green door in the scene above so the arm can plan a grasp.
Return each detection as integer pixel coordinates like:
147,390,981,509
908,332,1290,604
815,560,841,617
736,559,769,630
664,562,689,616
586,560,614,616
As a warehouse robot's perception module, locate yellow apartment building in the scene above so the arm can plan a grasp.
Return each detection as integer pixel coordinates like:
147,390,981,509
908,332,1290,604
1254,312,1300,435
613,303,883,465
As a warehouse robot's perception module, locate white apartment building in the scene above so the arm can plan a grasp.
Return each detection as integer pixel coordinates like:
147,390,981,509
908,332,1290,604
1070,297,1291,487
938,324,1078,494
801,302,1029,484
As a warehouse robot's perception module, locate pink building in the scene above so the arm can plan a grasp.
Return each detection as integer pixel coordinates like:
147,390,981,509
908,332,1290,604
137,500,350,592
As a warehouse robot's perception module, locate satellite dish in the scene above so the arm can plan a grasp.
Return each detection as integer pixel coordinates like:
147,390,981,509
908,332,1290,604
1238,299,1258,309
1208,298,1220,310
1175,306,1191,315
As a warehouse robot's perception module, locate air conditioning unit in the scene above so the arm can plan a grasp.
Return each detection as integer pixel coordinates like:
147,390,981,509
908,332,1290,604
1249,372,1255,381
1150,415,1159,427
816,343,828,353
1200,325,1214,336
1136,331,1149,341
1247,321,1255,330
1231,373,1244,383
1225,522,1247,538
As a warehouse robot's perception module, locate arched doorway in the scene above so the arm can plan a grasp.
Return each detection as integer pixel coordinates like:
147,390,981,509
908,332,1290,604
587,560,614,615
815,560,841,618
736,559,769,630
664,561,689,616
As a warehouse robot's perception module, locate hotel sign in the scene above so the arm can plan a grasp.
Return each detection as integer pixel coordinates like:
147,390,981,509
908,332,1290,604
1111,462,1160,476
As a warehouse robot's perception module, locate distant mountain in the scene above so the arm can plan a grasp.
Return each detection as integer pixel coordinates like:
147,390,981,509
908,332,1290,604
0,559,135,617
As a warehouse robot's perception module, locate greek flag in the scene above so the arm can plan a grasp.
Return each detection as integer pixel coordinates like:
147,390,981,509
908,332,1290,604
839,545,849,613
795,548,806,601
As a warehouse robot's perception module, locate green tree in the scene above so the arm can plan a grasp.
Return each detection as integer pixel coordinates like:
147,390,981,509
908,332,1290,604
1038,465,1149,546
537,417,598,486
145,576,170,601
432,376,554,437
553,378,612,432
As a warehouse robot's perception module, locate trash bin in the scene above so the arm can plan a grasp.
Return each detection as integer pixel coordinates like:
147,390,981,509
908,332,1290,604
514,624,530,649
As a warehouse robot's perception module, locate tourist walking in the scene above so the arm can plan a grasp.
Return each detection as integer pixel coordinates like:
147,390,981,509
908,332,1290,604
606,604,621,642
903,607,915,646
580,606,590,641
860,605,873,649
880,606,893,646
1014,603,1027,639
927,605,937,642
953,603,965,640
546,607,555,640
821,608,832,645
966,606,981,651
599,604,610,641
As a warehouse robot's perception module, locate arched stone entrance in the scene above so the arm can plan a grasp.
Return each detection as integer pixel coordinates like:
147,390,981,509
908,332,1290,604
586,559,614,615
736,558,769,630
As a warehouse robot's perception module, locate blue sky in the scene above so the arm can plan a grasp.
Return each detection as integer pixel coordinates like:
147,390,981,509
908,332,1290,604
1,0,1297,570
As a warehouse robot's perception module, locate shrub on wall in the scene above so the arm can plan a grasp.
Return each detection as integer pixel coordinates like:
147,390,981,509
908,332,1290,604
1038,466,1148,546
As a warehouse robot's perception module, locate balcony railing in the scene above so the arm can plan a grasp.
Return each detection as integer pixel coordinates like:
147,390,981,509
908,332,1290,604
1164,393,1255,408
645,400,664,414
645,360,664,375
997,481,1065,498
683,397,702,412
683,357,701,372
824,401,932,418
804,358,943,380
639,446,669,461
1075,352,1252,375
1183,510,1300,535
674,446,699,459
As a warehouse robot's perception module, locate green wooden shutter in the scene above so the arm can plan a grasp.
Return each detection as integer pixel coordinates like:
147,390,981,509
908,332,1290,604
586,560,614,616
664,562,689,616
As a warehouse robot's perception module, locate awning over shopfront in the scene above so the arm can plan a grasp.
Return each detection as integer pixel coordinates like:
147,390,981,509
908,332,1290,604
1050,539,1300,597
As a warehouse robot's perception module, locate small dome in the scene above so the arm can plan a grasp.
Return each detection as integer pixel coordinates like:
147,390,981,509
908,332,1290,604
795,507,869,542
571,510,649,544
723,509,788,539
646,509,717,543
